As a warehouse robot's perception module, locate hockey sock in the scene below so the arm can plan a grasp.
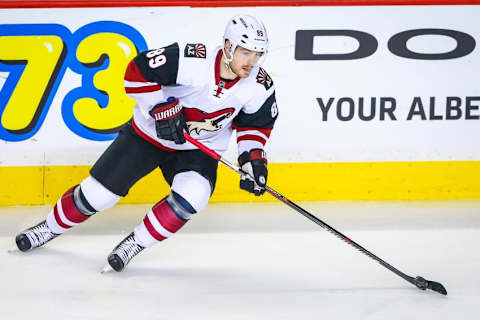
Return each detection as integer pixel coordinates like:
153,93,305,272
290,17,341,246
45,186,95,234
133,192,195,247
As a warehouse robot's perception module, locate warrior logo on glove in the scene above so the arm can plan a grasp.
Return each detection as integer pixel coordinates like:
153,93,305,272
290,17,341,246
149,97,187,144
151,104,183,121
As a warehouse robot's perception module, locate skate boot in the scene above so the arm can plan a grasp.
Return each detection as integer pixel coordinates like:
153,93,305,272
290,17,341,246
15,220,59,252
107,233,145,272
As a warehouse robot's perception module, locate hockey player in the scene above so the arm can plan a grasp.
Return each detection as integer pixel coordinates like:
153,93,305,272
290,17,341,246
14,14,278,272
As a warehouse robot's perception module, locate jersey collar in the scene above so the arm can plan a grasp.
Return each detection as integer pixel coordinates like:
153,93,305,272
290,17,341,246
214,49,240,89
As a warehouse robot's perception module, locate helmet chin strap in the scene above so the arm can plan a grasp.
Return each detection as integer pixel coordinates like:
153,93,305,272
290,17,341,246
222,47,234,72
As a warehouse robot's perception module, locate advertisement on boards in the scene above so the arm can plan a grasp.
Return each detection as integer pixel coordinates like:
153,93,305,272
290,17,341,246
1,5,479,166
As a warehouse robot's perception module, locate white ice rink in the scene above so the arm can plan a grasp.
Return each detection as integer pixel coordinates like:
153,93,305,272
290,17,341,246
1,200,479,320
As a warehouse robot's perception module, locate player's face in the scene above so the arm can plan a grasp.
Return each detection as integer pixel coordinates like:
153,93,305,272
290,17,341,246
230,46,263,78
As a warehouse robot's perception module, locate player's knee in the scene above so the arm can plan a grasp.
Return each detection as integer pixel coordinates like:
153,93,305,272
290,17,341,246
171,171,212,215
79,176,120,212
72,184,97,215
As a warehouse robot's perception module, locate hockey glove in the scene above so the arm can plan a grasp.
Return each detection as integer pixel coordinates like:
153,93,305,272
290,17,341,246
150,97,187,144
238,149,268,196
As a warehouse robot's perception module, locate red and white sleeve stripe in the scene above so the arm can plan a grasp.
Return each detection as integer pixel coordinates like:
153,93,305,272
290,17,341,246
124,59,162,95
235,127,273,154
236,127,272,144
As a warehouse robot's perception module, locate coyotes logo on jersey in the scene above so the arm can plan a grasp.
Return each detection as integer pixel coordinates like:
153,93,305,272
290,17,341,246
184,107,235,134
256,68,273,90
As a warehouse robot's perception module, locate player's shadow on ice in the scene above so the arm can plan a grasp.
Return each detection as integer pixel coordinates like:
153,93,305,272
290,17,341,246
108,266,414,295
107,265,294,291
9,246,106,268
109,266,242,281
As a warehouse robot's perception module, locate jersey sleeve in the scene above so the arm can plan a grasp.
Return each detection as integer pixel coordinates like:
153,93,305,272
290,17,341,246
123,43,180,120
233,76,278,155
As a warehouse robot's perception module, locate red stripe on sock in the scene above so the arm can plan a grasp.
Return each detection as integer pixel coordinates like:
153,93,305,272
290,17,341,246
53,205,71,229
61,187,90,224
143,216,167,241
152,200,186,233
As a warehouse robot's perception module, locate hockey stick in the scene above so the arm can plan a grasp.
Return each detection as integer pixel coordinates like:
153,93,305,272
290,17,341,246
183,131,447,295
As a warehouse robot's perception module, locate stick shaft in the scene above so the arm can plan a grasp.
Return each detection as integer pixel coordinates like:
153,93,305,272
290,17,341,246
264,186,415,283
183,131,416,286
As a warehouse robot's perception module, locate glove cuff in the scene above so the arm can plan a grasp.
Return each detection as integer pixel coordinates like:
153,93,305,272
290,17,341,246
249,149,267,164
238,148,267,166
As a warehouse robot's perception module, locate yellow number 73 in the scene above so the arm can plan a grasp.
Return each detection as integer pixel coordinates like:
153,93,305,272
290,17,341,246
0,22,147,141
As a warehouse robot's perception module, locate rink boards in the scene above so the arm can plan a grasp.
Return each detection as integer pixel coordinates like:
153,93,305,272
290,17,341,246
1,3,480,204
2,161,480,205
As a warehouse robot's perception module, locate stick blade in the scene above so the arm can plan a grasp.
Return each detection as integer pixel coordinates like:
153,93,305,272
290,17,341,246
414,276,447,295
413,277,447,296
427,280,448,295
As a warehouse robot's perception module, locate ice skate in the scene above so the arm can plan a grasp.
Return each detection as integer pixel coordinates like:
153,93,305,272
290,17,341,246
15,220,59,252
105,233,145,272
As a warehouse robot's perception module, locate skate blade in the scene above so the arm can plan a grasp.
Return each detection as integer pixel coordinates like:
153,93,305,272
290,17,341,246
7,247,20,253
101,264,113,274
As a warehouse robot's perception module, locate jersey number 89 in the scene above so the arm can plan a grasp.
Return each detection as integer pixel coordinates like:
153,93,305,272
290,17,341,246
146,48,166,69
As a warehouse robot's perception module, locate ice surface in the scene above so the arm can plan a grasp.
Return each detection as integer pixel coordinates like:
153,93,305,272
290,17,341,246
1,201,479,319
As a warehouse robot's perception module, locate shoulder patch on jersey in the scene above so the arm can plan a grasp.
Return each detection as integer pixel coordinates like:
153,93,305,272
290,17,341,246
256,68,273,90
184,43,206,58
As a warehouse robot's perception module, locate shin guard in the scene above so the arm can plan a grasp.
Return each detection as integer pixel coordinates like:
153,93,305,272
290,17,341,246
46,186,92,234
134,196,189,247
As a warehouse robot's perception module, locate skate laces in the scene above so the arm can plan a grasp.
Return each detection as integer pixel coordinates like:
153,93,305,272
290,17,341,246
24,222,57,248
114,235,144,264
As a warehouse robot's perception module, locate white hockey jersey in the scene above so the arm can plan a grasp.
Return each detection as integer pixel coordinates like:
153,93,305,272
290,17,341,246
124,42,278,155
